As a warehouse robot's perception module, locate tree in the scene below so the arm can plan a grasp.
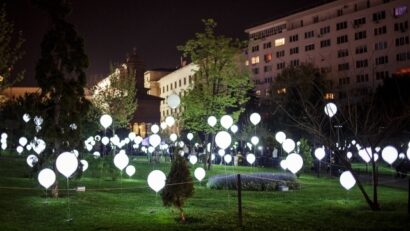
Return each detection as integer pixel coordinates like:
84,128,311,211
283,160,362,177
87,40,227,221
178,19,253,169
33,0,89,196
92,65,137,131
0,5,24,91
161,153,194,222
267,63,410,211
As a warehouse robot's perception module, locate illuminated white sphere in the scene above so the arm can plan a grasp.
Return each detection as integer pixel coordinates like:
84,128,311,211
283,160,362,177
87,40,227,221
113,151,129,171
187,133,194,141
314,147,326,161
230,125,238,133
218,149,225,157
358,148,371,163
147,170,166,192
165,116,175,127
169,133,177,142
381,145,398,165
23,113,31,123
85,144,93,152
373,153,379,162
285,153,303,174
215,131,232,149
351,140,356,145
101,136,109,145
26,144,32,151
26,154,38,167
38,168,56,189
125,165,136,177
100,114,113,129
282,139,296,153
178,150,184,156
128,132,136,141
32,139,46,154
407,147,410,160
1,133,7,139
167,94,181,109
324,102,337,118
250,136,259,146
56,152,78,178
224,154,232,164
19,137,28,147
93,151,100,159
399,153,405,159
110,135,120,146
134,136,143,144
205,116,216,128
16,146,24,154
1,143,6,150
375,147,381,152
72,149,79,158
275,131,286,144
280,159,287,170
220,115,233,129
80,160,88,172
94,135,101,141
178,141,185,148
189,155,198,165
149,134,161,148
160,122,167,130
339,171,356,190
151,124,160,134
246,142,252,150
346,151,353,159
249,112,261,125
194,167,206,181
246,153,256,165
211,153,216,161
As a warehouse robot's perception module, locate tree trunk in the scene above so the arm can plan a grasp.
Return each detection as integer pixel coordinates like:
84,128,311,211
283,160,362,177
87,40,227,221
371,162,380,210
179,208,186,223
51,181,59,198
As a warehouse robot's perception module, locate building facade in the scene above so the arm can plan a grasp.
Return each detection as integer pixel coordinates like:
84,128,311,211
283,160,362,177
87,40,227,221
245,0,410,101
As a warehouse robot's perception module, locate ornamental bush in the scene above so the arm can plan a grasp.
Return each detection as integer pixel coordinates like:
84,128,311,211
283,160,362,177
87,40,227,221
207,172,299,191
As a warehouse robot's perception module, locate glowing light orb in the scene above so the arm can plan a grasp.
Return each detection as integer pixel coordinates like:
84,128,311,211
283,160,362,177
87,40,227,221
381,145,398,165
149,134,161,148
230,125,238,133
19,137,28,147
26,154,38,167
128,132,136,141
324,102,337,118
169,133,177,142
285,153,303,174
314,147,326,160
165,116,175,127
167,94,181,109
220,115,233,129
346,151,353,159
101,136,109,145
151,124,160,134
282,139,295,153
100,114,113,129
147,170,166,192
189,155,198,165
339,171,356,190
218,149,225,157
134,136,143,144
215,131,232,149
224,154,232,164
16,146,24,154
249,112,261,125
38,168,56,189
125,165,136,177
187,133,194,141
207,116,217,127
251,136,259,146
194,167,206,181
23,113,31,123
56,152,78,178
114,151,129,171
160,122,167,130
246,153,256,165
358,148,371,163
80,160,88,172
280,160,287,170
275,131,286,144
93,151,100,159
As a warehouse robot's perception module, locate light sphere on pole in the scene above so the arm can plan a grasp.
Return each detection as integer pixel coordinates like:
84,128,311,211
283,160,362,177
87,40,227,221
280,159,288,170
189,155,198,165
324,102,337,118
230,124,238,133
167,94,181,109
147,170,166,192
19,137,28,147
207,116,217,127
249,112,261,126
285,153,303,174
224,154,232,164
151,124,160,134
187,133,194,141
100,114,113,129
358,148,372,163
160,122,167,130
194,167,206,181
26,154,38,167
56,152,78,178
125,165,136,177
215,131,232,149
170,133,178,142
339,171,356,190
16,146,24,154
407,147,410,160
381,145,398,165
246,153,256,165
346,151,353,159
218,149,225,157
314,147,326,160
38,168,56,189
165,116,175,127
275,131,286,144
113,151,129,171
250,136,259,146
23,113,31,123
128,132,136,141
220,115,233,129
80,159,89,172
149,134,161,148
282,138,296,153
101,136,109,145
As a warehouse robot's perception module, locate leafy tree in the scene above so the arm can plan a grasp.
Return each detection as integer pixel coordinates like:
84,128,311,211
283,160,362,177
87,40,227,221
0,5,24,91
92,65,137,131
33,0,89,196
178,19,252,169
298,138,312,173
161,153,194,222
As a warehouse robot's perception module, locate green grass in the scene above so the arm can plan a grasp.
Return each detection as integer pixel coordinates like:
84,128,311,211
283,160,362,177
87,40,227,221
351,162,396,175
0,155,409,231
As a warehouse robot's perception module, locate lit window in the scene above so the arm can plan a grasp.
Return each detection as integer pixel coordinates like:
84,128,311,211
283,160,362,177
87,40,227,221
277,88,287,94
324,93,334,100
245,60,249,66
251,56,260,64
394,6,407,17
275,38,285,47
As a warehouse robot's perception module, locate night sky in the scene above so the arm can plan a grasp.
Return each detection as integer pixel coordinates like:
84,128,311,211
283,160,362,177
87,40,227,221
4,0,326,86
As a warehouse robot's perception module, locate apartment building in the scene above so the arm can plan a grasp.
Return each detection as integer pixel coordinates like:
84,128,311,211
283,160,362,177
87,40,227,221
245,0,410,101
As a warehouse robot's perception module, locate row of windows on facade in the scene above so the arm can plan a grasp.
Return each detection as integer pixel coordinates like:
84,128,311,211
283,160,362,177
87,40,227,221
248,35,409,66
337,71,390,87
250,17,408,54
162,107,181,118
249,5,407,41
161,75,193,94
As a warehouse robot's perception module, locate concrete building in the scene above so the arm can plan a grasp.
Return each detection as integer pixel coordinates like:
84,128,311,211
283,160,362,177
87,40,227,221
245,0,410,101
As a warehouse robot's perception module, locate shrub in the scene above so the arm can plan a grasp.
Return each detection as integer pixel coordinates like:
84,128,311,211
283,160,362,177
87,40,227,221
207,172,299,191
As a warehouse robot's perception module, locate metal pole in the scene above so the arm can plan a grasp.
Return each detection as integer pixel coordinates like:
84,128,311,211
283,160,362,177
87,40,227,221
237,174,243,227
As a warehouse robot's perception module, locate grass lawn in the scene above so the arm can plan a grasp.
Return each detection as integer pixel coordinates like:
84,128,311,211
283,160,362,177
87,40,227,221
0,155,409,231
